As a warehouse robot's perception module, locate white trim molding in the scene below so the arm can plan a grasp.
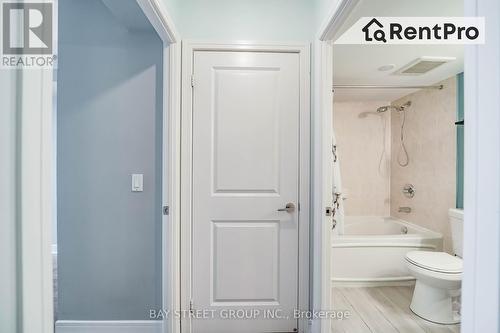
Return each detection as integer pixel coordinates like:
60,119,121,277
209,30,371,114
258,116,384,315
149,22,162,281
332,243,437,249
312,3,357,333
161,42,182,333
136,0,179,43
318,0,361,41
462,0,500,332
135,2,182,333
310,40,334,333
180,41,311,333
332,277,416,288
55,320,162,333
0,69,19,333
20,60,55,333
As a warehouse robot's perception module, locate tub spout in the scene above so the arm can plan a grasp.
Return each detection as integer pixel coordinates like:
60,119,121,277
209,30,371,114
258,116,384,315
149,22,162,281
398,207,412,213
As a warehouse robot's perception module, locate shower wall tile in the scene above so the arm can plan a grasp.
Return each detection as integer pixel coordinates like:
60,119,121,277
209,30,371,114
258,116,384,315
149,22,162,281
390,76,457,253
333,101,392,216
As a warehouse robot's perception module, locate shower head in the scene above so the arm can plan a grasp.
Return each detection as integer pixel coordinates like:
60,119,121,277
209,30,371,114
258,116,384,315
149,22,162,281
376,101,412,113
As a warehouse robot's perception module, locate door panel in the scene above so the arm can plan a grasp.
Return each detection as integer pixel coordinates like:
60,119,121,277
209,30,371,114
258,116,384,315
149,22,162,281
212,220,279,304
213,68,280,195
191,51,300,333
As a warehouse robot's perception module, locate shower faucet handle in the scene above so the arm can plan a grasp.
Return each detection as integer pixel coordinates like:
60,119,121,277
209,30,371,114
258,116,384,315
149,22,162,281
403,184,416,198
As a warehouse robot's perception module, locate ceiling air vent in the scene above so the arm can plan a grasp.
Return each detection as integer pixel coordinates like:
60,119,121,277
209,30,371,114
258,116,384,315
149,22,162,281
395,57,456,75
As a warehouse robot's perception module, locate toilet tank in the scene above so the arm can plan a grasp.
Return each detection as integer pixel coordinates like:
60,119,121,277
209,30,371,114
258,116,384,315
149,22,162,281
449,208,464,257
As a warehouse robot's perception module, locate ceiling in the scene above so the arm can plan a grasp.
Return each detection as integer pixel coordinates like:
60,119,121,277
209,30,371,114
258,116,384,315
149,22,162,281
333,0,464,102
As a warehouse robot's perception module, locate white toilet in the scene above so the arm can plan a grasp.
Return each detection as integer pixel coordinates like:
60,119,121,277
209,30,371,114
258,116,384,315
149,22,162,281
405,208,463,324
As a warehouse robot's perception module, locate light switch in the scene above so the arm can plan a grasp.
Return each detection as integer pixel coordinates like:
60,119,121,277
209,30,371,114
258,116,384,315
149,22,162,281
132,174,143,192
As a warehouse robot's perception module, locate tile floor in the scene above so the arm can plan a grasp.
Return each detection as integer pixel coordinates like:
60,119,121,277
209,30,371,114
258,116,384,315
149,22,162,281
332,287,460,333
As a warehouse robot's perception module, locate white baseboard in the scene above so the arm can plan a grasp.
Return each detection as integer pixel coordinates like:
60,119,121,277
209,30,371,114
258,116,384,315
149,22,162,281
332,276,416,288
55,320,162,333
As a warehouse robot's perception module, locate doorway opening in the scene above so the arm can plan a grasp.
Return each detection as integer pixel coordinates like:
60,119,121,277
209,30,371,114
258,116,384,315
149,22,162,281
179,42,311,333
329,0,464,332
53,0,165,329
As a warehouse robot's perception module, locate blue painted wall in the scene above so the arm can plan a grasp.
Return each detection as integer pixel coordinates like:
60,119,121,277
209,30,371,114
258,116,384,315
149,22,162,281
57,0,163,320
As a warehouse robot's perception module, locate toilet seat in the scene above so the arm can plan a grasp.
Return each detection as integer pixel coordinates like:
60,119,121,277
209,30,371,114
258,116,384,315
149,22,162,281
405,251,462,274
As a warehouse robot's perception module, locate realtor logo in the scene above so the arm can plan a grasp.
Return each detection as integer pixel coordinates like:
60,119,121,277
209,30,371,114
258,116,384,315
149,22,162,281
2,2,52,54
1,1,54,67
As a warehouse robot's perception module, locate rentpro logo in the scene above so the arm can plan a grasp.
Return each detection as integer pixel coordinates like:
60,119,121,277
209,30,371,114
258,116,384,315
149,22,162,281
362,18,480,43
335,17,485,45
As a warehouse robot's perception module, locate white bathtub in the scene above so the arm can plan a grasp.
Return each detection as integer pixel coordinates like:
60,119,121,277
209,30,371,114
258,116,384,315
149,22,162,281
331,216,443,287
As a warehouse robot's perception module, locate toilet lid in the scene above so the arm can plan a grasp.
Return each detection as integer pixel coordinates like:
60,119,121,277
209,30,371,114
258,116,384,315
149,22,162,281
406,251,463,273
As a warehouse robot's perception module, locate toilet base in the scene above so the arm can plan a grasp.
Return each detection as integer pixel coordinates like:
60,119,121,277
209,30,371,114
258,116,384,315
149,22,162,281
410,280,461,324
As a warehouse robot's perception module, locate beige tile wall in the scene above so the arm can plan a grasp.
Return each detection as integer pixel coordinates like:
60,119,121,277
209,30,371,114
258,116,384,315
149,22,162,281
333,101,392,216
390,76,457,253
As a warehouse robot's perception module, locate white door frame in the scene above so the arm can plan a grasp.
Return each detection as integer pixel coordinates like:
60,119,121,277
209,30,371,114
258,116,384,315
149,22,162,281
309,40,333,333
19,48,55,333
317,0,500,333
134,4,182,333
16,1,57,331
462,0,500,331
309,1,361,331
129,2,183,333
180,41,311,333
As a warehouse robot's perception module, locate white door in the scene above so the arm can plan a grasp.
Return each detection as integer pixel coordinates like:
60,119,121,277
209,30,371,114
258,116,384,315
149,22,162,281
191,51,301,333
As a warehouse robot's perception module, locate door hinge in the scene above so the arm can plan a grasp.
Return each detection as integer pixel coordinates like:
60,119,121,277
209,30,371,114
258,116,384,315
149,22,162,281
163,205,169,215
189,299,194,313
190,74,195,87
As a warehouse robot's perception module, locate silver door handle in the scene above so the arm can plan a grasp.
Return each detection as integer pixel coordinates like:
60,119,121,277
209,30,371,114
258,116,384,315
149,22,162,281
277,203,295,213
